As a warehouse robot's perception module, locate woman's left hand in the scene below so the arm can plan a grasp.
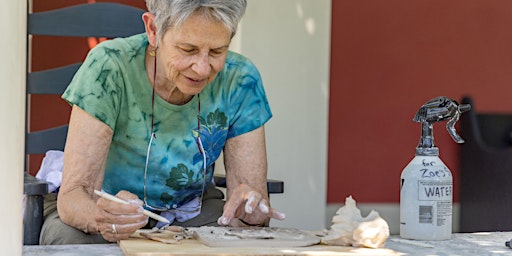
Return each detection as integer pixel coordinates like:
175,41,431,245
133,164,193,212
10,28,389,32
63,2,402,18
217,183,285,227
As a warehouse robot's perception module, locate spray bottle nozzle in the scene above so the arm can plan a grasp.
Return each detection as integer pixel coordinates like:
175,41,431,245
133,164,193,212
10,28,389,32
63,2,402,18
413,96,471,156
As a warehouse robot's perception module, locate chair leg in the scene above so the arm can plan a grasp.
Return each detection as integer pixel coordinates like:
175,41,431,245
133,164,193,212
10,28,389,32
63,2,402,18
23,173,48,245
23,194,45,245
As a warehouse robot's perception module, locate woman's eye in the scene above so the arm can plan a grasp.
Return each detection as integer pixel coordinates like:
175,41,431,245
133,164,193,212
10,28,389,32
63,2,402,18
210,49,225,56
181,48,196,53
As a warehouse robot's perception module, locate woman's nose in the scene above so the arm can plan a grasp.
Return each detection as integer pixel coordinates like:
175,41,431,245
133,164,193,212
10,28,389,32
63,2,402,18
192,53,211,76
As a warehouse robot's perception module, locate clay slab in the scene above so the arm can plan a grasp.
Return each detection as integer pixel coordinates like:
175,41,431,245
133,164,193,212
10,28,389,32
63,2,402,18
191,226,321,247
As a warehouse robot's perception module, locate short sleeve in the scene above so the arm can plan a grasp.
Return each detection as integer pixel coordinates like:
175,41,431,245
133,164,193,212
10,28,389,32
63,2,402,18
61,44,123,130
224,55,272,138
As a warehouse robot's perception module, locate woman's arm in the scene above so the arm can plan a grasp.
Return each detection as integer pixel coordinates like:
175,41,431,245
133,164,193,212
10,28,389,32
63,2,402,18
220,126,285,226
57,105,147,241
57,105,113,233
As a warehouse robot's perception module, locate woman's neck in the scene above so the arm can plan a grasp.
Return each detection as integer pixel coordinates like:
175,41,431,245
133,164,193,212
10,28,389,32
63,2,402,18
163,86,193,105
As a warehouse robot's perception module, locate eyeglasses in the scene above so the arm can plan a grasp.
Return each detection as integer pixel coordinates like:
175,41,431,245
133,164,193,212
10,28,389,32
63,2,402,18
142,53,207,213
142,128,207,213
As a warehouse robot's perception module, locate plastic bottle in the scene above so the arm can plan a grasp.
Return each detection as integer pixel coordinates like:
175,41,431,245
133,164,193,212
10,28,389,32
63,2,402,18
400,96,470,240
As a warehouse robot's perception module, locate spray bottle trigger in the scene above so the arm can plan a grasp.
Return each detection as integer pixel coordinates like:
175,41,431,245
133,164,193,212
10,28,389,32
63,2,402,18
445,102,470,143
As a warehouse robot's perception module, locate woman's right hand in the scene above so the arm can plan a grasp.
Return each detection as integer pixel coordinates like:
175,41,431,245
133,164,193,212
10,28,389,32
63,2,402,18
95,190,149,242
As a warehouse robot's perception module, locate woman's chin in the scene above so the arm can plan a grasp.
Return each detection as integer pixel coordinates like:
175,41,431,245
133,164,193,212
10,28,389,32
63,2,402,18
180,84,207,96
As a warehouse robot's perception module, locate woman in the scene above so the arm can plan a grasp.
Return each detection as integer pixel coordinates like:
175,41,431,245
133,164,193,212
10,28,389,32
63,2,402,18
40,0,285,244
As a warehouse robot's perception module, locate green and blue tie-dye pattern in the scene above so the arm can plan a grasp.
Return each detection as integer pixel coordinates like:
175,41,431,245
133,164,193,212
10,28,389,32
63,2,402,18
192,109,228,165
62,33,272,209
160,109,229,205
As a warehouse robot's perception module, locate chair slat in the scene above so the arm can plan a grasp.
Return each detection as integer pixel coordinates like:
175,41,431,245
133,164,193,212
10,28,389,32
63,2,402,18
28,3,145,38
26,125,68,155
27,63,82,94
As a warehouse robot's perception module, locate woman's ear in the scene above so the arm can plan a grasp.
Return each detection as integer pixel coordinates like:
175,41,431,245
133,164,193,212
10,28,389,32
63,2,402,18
142,12,157,47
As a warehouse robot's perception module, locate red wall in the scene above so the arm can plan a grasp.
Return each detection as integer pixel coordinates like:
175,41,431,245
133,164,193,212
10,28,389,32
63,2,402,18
329,0,512,203
31,1,512,204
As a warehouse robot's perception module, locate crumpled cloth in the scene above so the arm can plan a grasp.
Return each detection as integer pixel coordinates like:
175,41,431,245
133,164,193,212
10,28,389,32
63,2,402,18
156,197,201,228
35,150,64,193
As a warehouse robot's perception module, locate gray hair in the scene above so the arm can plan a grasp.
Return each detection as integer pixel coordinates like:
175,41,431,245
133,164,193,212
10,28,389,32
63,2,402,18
145,0,247,44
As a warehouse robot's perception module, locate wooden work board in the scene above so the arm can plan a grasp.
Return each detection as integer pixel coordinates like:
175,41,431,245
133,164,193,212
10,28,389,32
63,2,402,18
119,238,401,256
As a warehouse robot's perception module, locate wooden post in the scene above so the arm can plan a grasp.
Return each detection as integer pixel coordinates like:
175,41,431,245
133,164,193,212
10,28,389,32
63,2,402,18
0,0,27,254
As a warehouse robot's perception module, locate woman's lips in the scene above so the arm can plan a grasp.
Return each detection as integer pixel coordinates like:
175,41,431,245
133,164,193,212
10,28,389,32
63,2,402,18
185,75,207,85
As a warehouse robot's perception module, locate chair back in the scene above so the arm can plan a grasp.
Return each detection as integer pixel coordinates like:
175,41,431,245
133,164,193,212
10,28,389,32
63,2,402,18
24,2,145,245
27,2,145,156
459,96,512,232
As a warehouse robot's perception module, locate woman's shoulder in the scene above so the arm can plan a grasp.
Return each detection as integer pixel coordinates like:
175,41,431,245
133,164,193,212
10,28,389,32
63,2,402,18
95,33,147,49
223,51,260,77
86,33,148,63
207,51,263,96
225,51,252,65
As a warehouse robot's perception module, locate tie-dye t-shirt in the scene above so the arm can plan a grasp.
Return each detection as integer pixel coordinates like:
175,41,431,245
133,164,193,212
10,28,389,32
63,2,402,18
62,33,272,210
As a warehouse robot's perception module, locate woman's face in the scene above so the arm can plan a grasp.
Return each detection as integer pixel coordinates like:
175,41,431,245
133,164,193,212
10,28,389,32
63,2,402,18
157,13,231,97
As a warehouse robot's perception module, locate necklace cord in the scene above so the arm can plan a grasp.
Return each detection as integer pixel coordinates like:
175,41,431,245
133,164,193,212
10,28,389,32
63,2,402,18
145,49,205,211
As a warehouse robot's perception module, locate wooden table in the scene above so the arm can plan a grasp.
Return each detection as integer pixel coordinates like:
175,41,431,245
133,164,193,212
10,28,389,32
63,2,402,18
23,232,512,256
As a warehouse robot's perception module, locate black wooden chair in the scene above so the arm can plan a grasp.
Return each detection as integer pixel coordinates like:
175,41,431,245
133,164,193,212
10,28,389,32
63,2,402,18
25,1,147,246
459,96,512,232
25,2,283,245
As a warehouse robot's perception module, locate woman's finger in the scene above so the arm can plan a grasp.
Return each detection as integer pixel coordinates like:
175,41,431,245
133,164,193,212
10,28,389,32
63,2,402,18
244,191,263,214
218,184,253,225
270,208,286,220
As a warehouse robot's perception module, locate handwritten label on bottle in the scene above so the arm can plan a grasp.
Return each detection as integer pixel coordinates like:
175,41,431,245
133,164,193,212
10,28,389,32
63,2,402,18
418,181,452,201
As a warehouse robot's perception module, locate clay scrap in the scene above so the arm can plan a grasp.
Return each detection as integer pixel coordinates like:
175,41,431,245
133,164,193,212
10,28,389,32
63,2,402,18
137,226,192,244
321,195,390,248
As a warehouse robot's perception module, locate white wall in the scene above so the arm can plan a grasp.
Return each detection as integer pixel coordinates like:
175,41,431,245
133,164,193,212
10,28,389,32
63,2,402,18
0,0,26,254
236,0,331,230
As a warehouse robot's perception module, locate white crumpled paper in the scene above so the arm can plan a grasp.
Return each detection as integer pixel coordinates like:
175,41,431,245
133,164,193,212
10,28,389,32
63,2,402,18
321,195,390,248
35,150,64,193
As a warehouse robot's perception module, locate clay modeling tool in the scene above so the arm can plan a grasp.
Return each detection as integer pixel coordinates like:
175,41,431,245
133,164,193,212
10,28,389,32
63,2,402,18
94,190,170,224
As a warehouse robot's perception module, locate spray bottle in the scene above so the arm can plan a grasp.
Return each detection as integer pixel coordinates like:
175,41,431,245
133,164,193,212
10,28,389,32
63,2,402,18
400,96,470,240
